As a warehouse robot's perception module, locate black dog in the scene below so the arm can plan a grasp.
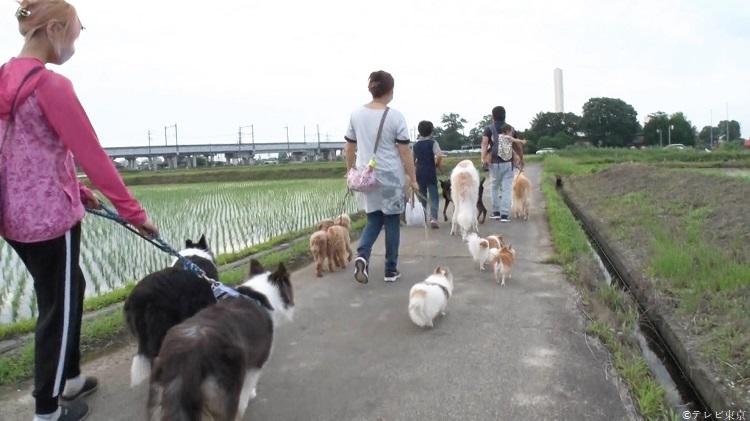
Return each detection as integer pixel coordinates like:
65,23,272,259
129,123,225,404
441,178,487,224
477,177,487,224
440,179,452,222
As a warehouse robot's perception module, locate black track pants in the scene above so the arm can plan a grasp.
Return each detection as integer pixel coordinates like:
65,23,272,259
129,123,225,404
7,223,86,415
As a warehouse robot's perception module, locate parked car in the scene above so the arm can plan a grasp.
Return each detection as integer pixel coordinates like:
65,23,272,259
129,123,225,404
535,148,557,155
664,144,686,150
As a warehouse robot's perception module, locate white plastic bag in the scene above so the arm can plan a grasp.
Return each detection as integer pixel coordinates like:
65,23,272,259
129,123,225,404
405,197,426,227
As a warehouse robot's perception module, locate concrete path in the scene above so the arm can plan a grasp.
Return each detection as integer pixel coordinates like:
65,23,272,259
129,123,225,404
0,164,635,421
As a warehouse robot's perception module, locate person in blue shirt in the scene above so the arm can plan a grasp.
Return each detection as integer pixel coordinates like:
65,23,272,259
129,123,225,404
413,120,443,229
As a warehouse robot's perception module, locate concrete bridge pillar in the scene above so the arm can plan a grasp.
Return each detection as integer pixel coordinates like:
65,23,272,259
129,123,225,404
127,157,137,170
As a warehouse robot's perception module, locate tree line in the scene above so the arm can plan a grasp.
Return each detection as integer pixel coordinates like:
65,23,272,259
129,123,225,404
428,97,744,152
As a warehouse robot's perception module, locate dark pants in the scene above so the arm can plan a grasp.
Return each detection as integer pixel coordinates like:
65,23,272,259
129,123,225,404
357,211,400,272
7,223,86,415
417,179,439,221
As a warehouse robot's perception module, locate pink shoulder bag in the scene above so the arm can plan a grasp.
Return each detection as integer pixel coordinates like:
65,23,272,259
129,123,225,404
346,107,390,192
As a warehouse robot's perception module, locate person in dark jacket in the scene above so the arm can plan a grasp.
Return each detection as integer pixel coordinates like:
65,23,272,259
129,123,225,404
413,120,443,229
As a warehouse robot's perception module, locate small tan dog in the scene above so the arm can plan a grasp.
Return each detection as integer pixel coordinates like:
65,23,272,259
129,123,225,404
310,219,335,277
489,243,516,286
327,214,352,270
512,170,531,221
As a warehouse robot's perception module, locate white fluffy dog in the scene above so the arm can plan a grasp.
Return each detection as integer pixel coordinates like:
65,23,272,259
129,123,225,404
408,267,454,328
449,160,480,238
466,233,490,270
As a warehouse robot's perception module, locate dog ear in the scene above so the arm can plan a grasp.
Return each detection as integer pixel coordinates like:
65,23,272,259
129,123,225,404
185,239,195,249
434,266,443,274
248,259,265,276
271,263,294,306
273,263,288,279
198,234,208,250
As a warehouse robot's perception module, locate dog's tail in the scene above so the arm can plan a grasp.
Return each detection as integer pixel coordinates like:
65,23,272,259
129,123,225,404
148,349,204,421
131,354,151,387
457,200,475,236
466,233,481,261
408,289,431,328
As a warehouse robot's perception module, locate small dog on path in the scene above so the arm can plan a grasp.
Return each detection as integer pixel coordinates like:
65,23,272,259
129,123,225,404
327,214,353,270
489,244,516,286
512,170,531,221
467,233,505,271
477,177,487,224
310,219,335,277
408,266,454,328
440,179,452,222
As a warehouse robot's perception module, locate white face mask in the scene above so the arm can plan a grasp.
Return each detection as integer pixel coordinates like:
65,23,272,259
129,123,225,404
55,45,75,64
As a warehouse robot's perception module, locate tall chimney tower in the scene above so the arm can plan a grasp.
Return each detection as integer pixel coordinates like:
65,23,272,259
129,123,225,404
554,68,564,113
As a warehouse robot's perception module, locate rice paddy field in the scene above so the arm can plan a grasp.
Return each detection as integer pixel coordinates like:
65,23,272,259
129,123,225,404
0,178,356,324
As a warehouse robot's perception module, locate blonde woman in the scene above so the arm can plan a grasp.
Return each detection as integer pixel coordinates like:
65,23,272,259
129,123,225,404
1,2,157,419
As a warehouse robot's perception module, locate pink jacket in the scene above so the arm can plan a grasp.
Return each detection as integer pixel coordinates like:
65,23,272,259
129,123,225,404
0,57,146,243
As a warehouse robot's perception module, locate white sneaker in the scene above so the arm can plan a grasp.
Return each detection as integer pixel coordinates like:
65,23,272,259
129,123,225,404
354,257,369,284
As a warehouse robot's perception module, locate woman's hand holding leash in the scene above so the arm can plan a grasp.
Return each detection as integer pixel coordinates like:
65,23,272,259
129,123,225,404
81,195,101,210
136,218,159,238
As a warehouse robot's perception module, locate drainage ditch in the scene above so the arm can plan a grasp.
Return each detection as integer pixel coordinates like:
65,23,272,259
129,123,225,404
559,184,711,417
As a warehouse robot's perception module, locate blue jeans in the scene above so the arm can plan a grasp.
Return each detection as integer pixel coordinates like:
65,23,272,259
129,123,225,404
490,162,514,216
357,211,400,272
418,180,439,221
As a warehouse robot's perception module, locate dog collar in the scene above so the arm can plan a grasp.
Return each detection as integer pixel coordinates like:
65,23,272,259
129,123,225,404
425,281,450,300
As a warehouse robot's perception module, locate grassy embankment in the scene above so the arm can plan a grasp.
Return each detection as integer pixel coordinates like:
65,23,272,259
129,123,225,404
540,155,678,420
540,148,749,417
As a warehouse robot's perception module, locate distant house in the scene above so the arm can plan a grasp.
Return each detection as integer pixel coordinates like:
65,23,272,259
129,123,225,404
744,138,750,149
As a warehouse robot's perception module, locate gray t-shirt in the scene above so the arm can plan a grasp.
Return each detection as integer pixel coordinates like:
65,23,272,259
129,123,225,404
345,106,410,214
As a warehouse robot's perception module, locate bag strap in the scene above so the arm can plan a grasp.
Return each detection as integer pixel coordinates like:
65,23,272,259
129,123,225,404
371,107,390,156
489,121,499,144
1,66,44,153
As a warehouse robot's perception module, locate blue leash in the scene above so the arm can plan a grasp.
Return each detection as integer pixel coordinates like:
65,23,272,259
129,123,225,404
85,204,240,300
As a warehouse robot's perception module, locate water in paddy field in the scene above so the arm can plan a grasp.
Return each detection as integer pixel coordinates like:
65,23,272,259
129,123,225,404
0,178,356,324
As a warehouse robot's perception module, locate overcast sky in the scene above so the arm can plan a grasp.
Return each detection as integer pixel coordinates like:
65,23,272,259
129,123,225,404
1,0,748,147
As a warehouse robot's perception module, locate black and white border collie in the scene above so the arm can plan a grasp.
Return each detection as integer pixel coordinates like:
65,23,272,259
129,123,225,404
125,235,227,387
147,261,295,421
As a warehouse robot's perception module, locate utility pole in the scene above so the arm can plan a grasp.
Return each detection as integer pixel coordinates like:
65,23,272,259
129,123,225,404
147,130,153,171
316,124,321,159
668,124,673,145
285,126,289,151
303,125,306,143
657,128,662,147
726,102,730,142
710,109,713,148
164,124,178,168
239,125,253,165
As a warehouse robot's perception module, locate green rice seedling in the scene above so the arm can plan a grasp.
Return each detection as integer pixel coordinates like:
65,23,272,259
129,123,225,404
0,178,357,324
